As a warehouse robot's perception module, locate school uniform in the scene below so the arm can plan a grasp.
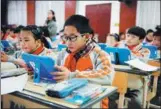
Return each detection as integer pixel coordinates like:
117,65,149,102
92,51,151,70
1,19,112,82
56,41,115,108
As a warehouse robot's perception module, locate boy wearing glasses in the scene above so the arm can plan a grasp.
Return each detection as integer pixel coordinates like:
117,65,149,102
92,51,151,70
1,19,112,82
51,15,115,108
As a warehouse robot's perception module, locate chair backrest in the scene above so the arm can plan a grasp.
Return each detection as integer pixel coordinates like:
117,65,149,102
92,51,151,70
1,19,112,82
57,44,67,51
117,48,131,65
98,43,108,51
105,47,118,64
142,45,157,59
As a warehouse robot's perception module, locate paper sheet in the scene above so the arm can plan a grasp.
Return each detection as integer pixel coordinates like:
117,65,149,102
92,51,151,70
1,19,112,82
1,73,28,95
125,59,159,71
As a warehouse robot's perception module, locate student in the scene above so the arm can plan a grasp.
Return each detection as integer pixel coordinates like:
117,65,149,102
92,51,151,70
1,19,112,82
44,10,57,38
1,25,56,68
118,26,150,59
109,26,150,109
51,15,115,108
106,33,120,47
13,25,24,50
119,32,125,40
143,29,154,44
150,25,161,106
151,25,161,50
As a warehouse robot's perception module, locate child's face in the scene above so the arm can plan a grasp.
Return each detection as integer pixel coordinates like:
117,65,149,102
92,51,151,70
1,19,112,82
125,33,140,46
106,35,117,47
146,32,153,41
152,36,160,49
19,31,41,53
63,26,87,53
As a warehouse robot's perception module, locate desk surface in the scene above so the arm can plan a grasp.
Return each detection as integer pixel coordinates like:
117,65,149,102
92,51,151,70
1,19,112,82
11,80,117,108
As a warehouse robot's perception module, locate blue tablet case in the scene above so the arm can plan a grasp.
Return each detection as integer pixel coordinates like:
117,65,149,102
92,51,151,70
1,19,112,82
46,78,88,98
142,45,157,59
21,53,57,83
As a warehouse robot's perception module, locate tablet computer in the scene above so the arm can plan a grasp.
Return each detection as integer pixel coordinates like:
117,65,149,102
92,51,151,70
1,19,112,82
22,53,57,83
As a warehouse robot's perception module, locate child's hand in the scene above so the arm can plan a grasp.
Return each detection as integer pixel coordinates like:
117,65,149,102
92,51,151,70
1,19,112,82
51,65,70,82
1,52,9,62
15,58,28,69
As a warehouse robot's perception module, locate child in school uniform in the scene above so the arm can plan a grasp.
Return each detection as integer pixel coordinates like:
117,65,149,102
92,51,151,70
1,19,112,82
109,26,150,109
1,25,56,69
151,25,161,57
106,33,120,47
50,15,115,108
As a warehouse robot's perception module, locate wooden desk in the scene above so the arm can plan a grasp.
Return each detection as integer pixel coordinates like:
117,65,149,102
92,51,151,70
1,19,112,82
113,62,160,108
3,80,117,108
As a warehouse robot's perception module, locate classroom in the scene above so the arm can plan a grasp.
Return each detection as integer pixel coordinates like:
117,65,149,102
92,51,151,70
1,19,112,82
1,0,160,109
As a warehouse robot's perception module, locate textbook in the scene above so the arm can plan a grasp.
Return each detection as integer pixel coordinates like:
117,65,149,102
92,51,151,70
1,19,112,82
125,59,159,71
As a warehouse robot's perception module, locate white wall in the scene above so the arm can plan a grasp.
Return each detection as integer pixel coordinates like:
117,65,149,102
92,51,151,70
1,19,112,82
35,1,65,32
76,1,120,34
7,1,27,26
136,1,160,31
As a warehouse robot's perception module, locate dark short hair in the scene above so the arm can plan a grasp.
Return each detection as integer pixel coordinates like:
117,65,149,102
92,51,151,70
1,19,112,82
64,14,93,34
14,25,24,33
127,26,146,40
146,29,154,34
153,25,161,37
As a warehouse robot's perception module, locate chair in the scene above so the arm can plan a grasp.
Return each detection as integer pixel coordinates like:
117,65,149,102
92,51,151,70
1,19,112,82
112,71,128,108
98,43,108,51
105,47,118,64
146,60,160,108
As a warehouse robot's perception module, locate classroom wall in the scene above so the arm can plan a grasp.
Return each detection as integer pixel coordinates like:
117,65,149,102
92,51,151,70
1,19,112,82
76,1,120,34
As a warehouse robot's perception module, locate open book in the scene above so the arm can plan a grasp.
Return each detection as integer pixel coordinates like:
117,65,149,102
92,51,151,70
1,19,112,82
125,59,159,71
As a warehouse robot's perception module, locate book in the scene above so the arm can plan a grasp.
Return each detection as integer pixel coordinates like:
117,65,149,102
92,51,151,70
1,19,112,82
125,59,159,71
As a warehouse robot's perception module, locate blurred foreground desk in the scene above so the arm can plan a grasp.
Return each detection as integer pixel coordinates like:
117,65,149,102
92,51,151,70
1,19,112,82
3,79,117,108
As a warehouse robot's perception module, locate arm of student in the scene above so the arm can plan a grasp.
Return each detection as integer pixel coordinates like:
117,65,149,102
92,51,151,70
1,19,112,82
48,22,57,36
70,50,115,85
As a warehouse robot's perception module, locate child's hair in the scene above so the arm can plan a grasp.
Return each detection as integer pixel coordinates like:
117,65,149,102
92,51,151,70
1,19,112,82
127,26,146,40
108,33,120,41
64,15,93,34
146,29,154,34
21,25,50,48
14,25,24,33
153,25,161,37
39,26,50,37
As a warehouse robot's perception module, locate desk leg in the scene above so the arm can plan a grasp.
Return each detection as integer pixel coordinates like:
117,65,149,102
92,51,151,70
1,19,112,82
143,76,149,108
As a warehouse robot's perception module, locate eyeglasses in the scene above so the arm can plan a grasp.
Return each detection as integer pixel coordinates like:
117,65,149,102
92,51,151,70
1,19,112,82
60,33,87,42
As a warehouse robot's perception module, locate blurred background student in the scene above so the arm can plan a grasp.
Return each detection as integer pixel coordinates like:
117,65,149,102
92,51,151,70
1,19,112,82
143,29,154,45
106,33,120,47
